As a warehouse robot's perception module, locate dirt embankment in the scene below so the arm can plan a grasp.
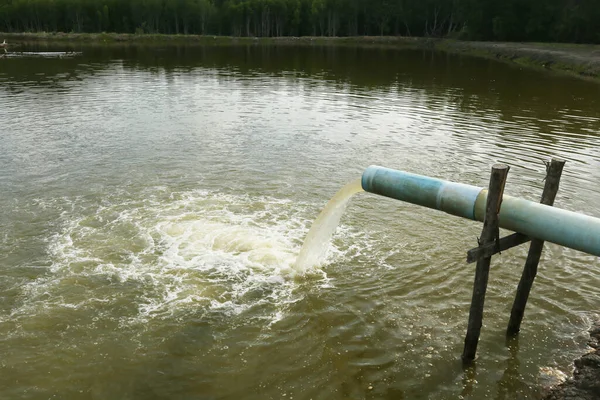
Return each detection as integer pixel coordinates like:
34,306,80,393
2,32,600,80
543,321,600,400
438,40,600,80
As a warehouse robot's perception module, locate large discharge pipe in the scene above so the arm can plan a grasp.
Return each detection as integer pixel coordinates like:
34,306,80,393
361,165,600,257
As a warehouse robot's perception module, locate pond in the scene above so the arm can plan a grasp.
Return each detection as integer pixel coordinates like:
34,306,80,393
1,43,600,399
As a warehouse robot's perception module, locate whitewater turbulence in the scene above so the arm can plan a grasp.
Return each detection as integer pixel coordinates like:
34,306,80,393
10,190,316,327
8,178,366,332
294,178,364,272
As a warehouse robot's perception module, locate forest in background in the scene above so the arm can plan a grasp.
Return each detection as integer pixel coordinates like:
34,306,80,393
0,0,599,44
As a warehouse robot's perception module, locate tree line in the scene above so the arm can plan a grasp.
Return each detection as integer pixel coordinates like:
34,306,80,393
0,0,599,43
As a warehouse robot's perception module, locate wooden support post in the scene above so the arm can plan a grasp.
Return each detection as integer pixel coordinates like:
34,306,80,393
506,158,566,336
462,164,509,364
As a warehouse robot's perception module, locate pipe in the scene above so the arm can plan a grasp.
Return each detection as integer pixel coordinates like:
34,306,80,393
361,165,600,257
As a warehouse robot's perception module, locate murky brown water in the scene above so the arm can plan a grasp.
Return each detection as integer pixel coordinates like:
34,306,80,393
1,43,600,399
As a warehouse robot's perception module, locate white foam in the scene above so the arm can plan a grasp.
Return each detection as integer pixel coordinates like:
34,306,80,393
12,189,359,325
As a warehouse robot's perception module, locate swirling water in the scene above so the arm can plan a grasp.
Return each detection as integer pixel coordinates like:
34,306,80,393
1,44,600,399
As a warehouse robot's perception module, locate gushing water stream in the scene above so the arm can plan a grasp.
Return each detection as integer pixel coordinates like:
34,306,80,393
294,178,364,271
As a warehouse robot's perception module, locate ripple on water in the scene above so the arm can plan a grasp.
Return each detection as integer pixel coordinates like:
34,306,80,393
1,46,600,399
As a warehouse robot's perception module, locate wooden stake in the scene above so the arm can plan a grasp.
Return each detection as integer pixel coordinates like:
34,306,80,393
506,158,566,336
462,164,509,364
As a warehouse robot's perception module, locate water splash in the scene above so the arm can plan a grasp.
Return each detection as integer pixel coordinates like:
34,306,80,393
10,190,312,325
294,178,364,271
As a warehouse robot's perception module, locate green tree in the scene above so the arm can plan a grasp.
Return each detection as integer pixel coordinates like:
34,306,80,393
0,0,598,43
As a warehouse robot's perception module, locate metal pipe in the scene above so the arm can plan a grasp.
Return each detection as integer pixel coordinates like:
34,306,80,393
361,165,600,257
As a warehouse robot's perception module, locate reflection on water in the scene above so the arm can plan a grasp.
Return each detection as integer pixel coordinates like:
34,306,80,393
1,43,599,399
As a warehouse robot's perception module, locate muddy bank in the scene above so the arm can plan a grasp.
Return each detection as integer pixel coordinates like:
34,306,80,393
543,321,600,400
438,40,600,81
0,32,424,45
2,33,599,80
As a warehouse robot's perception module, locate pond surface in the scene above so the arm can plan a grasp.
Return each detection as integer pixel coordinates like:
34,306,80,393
1,43,600,399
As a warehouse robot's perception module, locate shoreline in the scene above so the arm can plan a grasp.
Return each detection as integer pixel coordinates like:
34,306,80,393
2,32,600,81
543,320,600,400
437,40,600,81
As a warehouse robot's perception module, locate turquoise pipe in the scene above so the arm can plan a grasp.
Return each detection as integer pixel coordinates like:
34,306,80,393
361,165,600,257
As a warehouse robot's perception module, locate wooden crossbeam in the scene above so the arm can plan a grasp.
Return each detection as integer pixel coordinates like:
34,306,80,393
466,233,531,264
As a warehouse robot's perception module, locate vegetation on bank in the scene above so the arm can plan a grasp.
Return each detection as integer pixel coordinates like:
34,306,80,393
1,0,599,44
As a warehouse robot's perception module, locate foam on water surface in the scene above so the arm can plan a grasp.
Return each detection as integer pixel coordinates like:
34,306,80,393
9,188,358,328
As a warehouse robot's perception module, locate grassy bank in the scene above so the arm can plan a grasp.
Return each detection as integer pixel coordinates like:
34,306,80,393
3,32,600,80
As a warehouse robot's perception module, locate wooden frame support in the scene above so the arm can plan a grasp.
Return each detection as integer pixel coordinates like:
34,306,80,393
462,164,510,364
506,158,566,336
466,233,530,263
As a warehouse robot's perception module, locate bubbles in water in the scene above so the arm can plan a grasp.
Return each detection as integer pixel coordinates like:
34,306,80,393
13,189,343,326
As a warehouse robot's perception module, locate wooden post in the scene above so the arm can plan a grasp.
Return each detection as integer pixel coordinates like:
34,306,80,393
506,158,566,336
462,164,510,364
